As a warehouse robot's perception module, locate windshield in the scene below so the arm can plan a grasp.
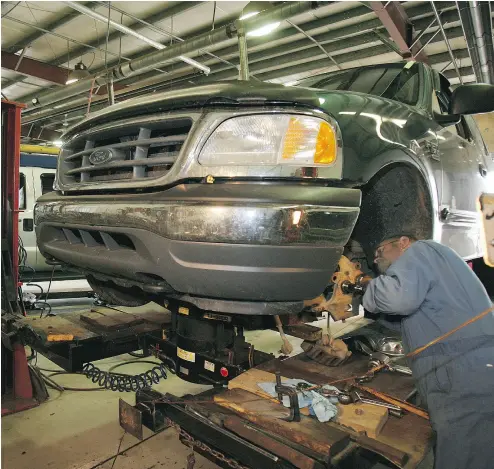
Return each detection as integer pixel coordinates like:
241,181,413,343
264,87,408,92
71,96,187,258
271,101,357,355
296,63,420,106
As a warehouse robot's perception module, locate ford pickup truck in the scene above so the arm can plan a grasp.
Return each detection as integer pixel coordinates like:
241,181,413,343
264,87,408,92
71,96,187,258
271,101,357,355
35,62,494,310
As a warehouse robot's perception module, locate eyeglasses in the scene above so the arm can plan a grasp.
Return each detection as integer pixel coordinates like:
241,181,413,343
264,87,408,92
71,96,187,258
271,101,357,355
374,239,399,258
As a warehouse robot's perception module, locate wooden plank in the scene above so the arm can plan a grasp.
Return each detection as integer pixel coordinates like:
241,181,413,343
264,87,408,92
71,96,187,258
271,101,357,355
215,388,351,458
20,315,97,342
97,304,172,326
80,309,144,331
138,310,172,326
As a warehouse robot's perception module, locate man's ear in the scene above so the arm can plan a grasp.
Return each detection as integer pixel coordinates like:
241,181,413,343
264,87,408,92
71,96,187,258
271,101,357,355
399,236,411,250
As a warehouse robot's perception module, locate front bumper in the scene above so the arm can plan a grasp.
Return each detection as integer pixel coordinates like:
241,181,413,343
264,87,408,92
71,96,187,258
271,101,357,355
35,183,360,302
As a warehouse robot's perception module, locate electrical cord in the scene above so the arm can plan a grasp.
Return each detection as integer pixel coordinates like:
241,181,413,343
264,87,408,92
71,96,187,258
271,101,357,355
34,356,175,393
39,266,55,318
82,360,171,392
18,236,53,316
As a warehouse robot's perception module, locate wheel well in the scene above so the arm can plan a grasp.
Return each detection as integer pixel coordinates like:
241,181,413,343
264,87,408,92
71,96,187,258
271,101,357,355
350,164,433,265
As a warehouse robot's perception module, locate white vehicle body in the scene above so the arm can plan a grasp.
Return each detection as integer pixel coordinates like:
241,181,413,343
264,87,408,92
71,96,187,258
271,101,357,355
19,153,57,273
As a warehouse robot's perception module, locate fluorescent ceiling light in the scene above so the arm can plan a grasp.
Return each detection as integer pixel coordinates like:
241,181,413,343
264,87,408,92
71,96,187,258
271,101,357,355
239,11,259,20
247,21,280,37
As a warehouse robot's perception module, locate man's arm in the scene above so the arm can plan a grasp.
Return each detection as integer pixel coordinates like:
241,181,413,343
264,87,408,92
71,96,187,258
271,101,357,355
363,244,432,315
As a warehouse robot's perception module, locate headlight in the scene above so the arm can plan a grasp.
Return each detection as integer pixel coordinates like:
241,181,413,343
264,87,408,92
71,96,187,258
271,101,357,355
199,114,338,166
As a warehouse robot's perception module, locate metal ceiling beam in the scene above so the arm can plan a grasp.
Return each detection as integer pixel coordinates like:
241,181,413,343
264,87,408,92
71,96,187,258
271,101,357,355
49,1,204,67
431,1,463,84
3,2,92,53
3,2,198,92
1,51,127,95
2,51,71,85
370,1,428,61
1,2,19,17
64,1,210,74
97,1,245,75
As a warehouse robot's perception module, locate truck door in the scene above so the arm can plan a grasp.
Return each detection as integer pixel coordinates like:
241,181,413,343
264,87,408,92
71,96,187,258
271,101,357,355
434,84,483,259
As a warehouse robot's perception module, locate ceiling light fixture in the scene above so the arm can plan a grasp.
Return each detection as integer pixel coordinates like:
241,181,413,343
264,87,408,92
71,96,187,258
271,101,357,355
239,1,266,20
247,21,280,37
240,1,279,37
66,61,90,85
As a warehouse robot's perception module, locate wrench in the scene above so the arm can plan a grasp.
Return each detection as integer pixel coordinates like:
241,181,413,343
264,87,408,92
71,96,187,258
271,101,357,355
353,391,403,414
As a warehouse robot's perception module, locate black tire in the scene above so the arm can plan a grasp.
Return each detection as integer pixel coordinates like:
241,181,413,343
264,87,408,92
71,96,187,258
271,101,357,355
86,275,147,307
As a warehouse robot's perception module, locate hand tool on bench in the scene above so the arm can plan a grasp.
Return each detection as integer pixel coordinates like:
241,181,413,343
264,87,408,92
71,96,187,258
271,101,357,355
356,385,429,420
321,387,403,416
275,371,301,422
369,352,412,376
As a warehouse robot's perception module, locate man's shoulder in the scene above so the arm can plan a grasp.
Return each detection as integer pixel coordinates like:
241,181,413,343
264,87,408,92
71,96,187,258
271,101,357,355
412,240,460,258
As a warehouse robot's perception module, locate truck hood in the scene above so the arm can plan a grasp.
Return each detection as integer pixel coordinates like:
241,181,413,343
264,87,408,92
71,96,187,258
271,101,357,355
63,81,322,139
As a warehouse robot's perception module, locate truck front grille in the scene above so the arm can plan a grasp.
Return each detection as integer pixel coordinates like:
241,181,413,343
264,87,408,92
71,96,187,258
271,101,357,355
59,115,193,187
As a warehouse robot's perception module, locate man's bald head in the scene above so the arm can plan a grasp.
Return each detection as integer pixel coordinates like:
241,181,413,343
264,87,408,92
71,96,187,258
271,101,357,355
374,235,417,273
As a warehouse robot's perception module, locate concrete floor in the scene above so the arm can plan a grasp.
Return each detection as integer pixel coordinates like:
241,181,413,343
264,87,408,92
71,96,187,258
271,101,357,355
2,299,371,469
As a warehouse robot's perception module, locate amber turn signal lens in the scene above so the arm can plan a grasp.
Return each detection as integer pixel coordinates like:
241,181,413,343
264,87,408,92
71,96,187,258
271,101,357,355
282,117,337,165
314,121,337,164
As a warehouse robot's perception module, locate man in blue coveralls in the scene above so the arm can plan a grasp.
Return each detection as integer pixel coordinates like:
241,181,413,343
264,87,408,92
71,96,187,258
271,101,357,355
362,234,494,469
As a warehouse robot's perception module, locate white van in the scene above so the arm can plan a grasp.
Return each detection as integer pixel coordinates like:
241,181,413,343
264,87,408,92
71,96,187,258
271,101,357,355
20,152,84,283
19,152,58,275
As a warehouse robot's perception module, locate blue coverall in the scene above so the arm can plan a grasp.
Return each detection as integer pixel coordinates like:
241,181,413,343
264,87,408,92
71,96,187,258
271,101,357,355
363,240,494,469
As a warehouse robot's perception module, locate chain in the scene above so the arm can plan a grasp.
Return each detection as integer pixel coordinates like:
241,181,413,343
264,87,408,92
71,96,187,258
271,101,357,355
165,418,250,469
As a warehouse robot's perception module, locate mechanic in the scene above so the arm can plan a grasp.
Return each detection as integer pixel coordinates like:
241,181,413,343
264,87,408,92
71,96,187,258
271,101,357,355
362,234,494,469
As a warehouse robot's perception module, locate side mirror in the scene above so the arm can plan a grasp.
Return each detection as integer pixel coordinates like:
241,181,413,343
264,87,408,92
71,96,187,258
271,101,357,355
450,84,494,115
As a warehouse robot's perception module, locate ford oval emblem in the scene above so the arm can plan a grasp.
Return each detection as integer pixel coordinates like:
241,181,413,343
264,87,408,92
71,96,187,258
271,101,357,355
89,149,113,165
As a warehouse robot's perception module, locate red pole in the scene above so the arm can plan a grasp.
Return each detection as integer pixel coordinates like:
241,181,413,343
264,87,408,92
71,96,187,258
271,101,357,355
2,100,26,313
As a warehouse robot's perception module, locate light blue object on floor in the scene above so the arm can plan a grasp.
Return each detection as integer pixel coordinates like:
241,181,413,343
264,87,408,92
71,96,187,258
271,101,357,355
257,378,339,422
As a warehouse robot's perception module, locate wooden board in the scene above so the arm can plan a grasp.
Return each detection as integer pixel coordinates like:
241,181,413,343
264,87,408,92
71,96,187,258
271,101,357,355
215,388,351,458
80,309,144,331
92,304,172,327
335,402,387,439
137,310,172,326
19,315,97,342
228,367,388,437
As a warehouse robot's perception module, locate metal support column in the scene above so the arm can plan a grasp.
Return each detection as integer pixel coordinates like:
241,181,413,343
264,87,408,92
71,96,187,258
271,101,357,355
237,26,250,81
107,73,115,106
